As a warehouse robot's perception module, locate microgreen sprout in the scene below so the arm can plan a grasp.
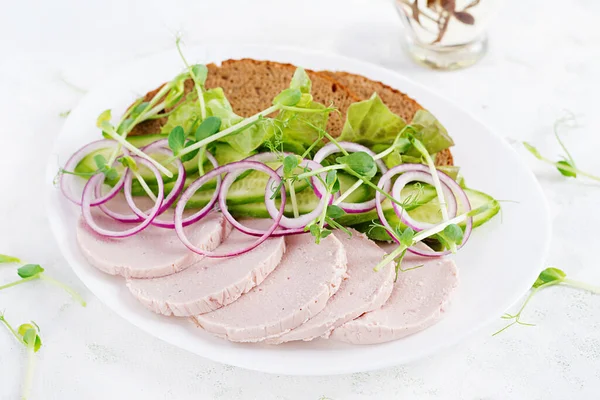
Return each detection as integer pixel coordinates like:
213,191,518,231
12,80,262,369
0,254,21,264
0,313,42,400
493,267,600,336
307,170,340,243
523,115,600,181
59,110,71,118
373,204,490,272
175,36,208,120
169,87,327,163
0,261,86,307
408,134,454,252
119,156,157,202
94,154,119,182
336,152,378,179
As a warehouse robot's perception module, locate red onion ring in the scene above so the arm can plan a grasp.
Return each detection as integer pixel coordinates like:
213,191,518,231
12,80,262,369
81,158,164,238
375,164,472,257
121,139,215,229
312,141,390,213
391,170,457,231
60,139,129,206
175,161,286,257
264,159,329,229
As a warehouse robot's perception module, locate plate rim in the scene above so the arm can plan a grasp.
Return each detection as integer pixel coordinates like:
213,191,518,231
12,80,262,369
45,43,552,376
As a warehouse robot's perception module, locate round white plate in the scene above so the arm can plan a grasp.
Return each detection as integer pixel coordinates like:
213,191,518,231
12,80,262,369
46,45,551,376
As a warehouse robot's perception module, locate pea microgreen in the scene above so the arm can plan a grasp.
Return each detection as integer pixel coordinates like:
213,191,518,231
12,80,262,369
0,259,86,307
94,154,119,182
307,170,341,243
117,155,137,171
493,267,600,336
326,205,345,219
167,125,186,156
283,155,299,178
0,254,21,264
523,115,600,181
273,88,303,107
0,313,42,400
335,152,378,179
373,204,490,272
175,36,207,120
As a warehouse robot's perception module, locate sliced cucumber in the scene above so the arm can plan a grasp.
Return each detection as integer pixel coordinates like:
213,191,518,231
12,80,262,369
74,134,201,184
354,187,500,241
407,188,500,228
335,183,437,226
227,173,371,218
184,162,310,208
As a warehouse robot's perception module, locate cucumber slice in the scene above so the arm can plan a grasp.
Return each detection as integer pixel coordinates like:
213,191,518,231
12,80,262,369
74,134,201,184
335,183,437,226
227,173,371,218
354,188,500,241
407,188,500,228
184,163,310,208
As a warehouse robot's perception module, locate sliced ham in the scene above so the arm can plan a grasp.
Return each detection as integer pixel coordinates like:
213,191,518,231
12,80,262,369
126,227,285,316
267,230,394,344
77,204,230,279
330,253,458,344
192,233,347,342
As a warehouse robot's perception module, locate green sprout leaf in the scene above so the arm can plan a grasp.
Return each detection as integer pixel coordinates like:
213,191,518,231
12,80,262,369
399,227,415,248
19,324,42,352
1,315,43,399
180,140,199,163
442,223,464,246
195,116,222,141
283,155,299,178
165,73,188,108
325,170,337,187
191,64,208,85
0,254,21,264
326,205,346,219
336,152,377,179
118,155,138,171
105,168,119,181
96,109,112,128
393,136,412,153
17,264,44,279
556,160,577,178
533,267,566,288
168,126,186,155
94,154,108,170
273,88,302,107
523,142,542,160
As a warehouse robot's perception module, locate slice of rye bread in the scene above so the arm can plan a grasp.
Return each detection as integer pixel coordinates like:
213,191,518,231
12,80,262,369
128,59,452,166
320,70,454,166
130,59,359,137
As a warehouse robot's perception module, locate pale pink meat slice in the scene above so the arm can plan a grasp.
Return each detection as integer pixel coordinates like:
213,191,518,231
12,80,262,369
76,203,230,279
330,252,458,344
192,233,348,342
126,228,285,316
267,230,394,344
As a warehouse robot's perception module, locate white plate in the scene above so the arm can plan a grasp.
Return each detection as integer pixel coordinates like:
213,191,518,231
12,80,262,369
46,45,551,376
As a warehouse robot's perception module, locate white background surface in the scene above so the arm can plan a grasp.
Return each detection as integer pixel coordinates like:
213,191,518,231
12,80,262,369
0,0,599,398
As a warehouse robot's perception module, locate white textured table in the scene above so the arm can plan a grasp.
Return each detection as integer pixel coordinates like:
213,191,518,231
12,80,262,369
1,0,600,398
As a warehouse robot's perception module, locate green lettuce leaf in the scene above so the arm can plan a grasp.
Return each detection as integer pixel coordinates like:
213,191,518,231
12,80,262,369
403,109,454,155
266,67,329,154
338,93,406,146
290,67,311,94
161,93,202,135
204,89,272,154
